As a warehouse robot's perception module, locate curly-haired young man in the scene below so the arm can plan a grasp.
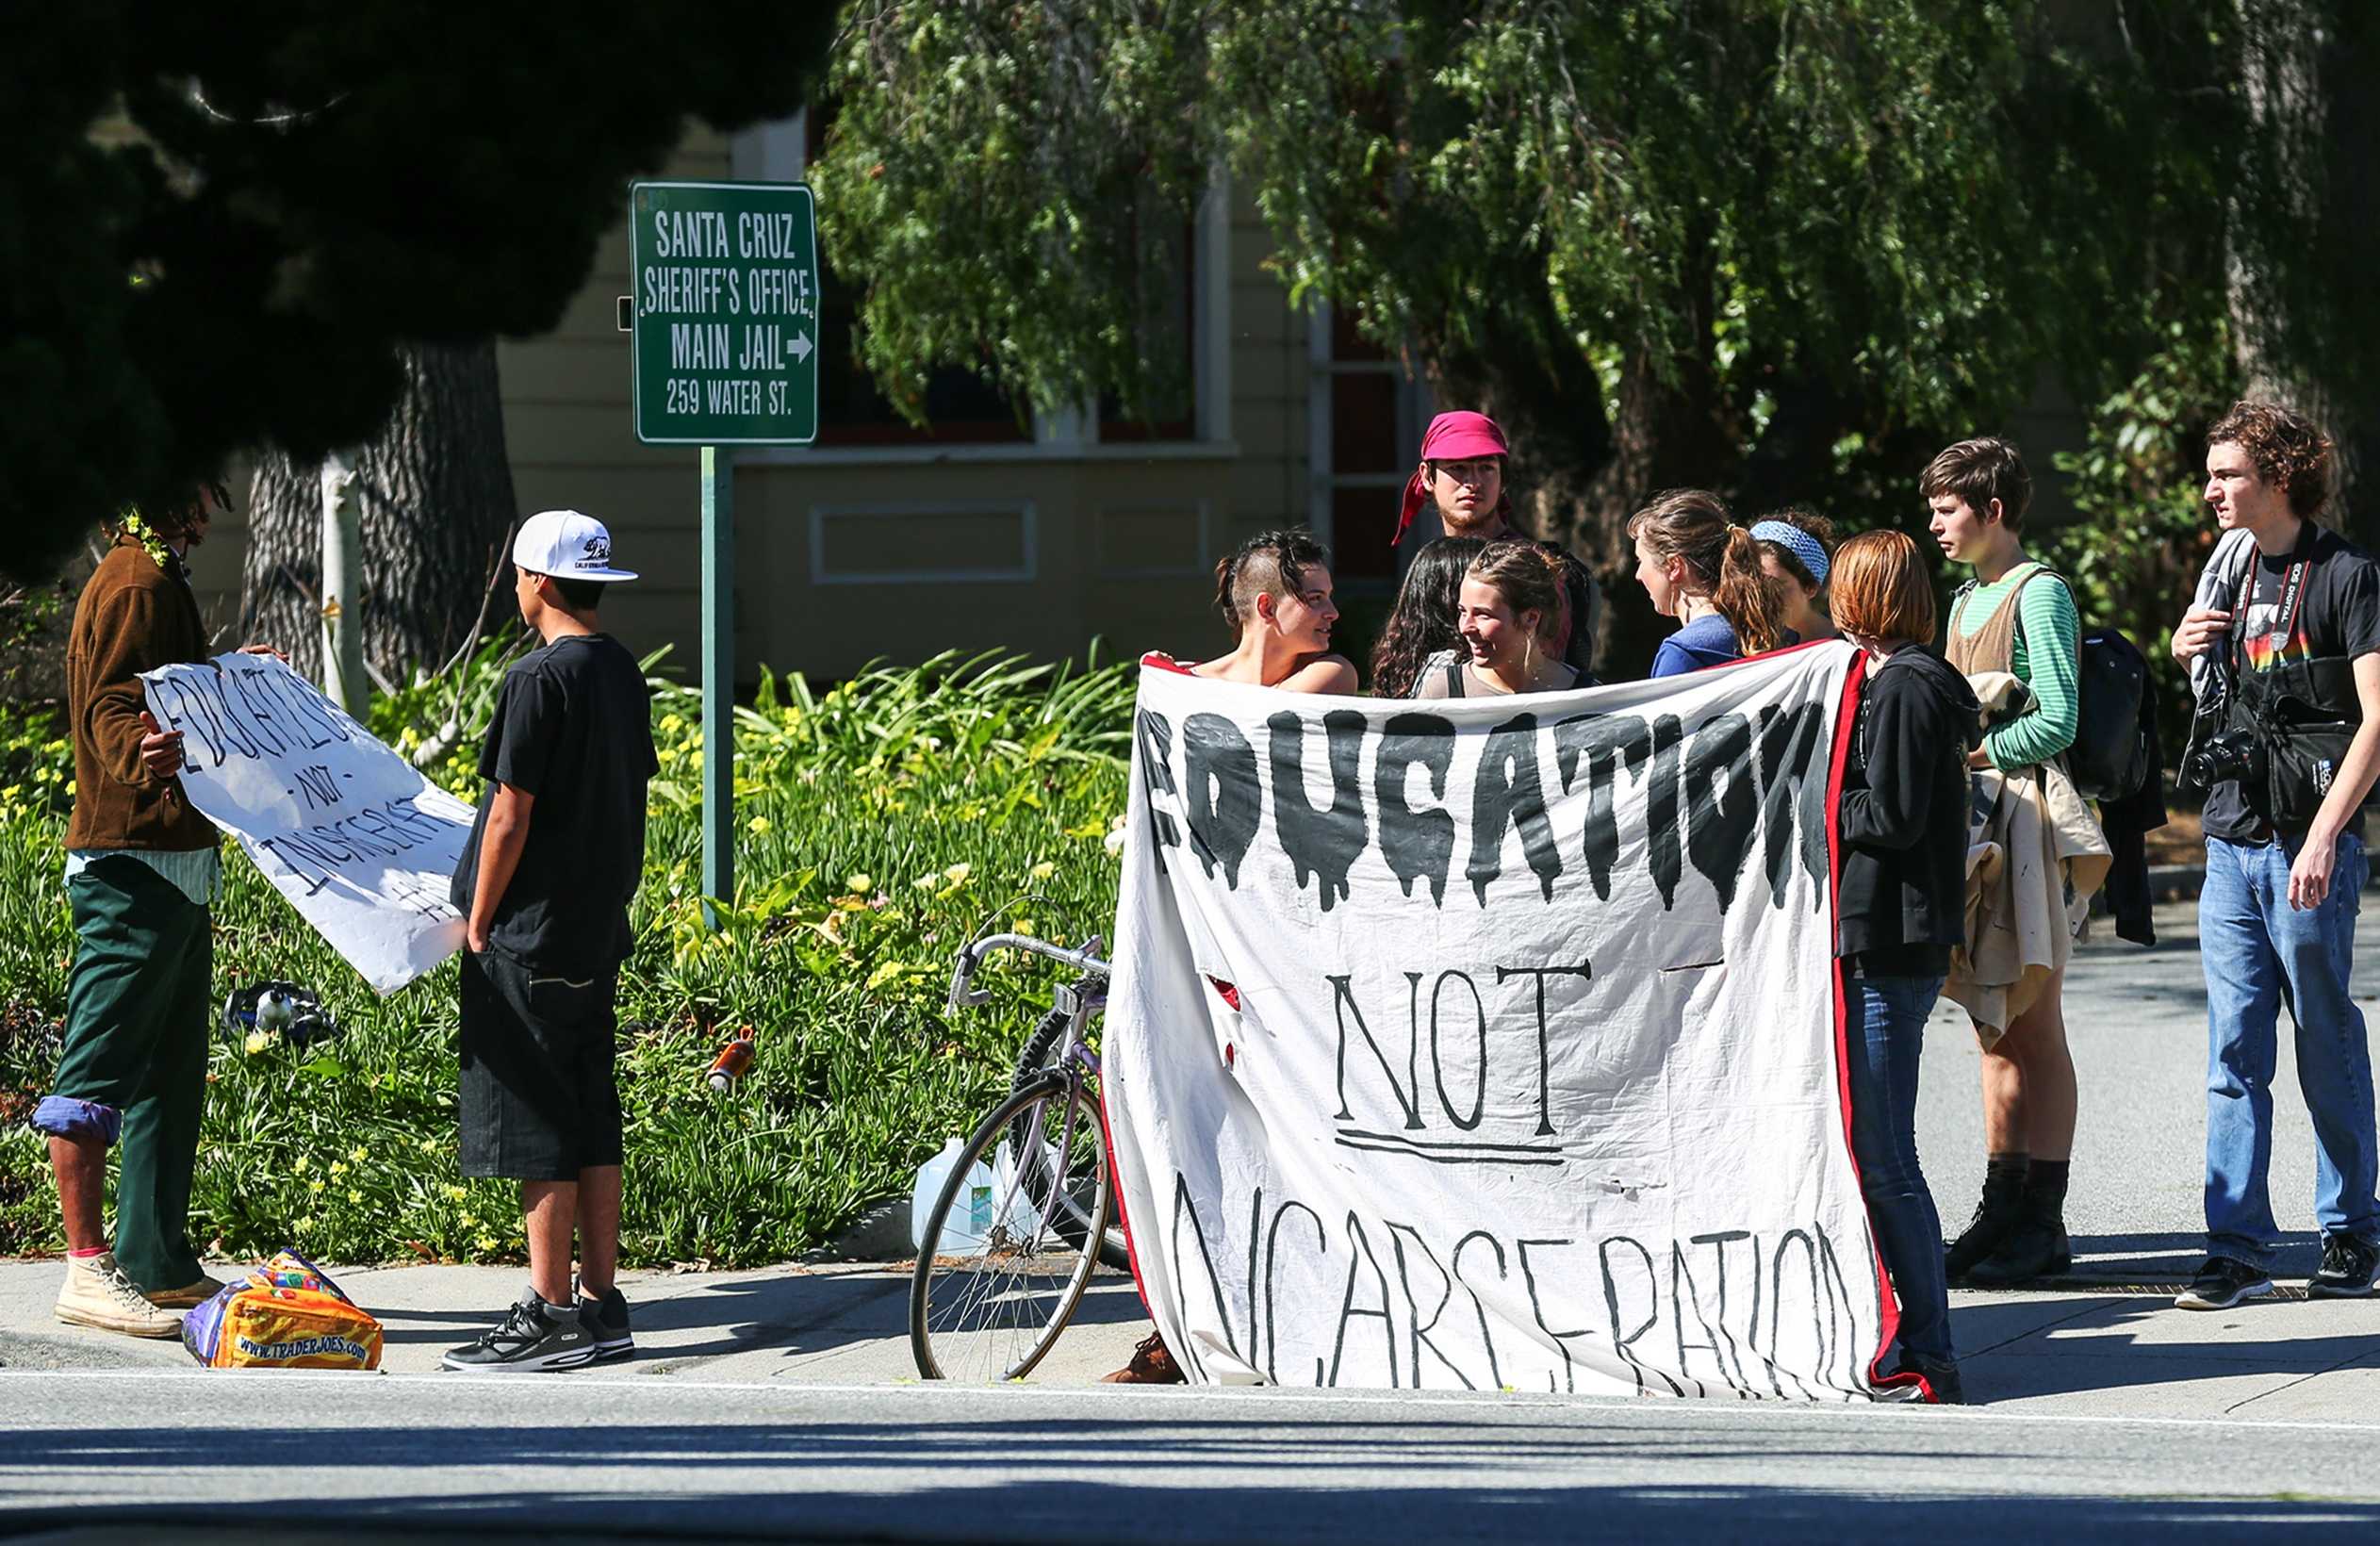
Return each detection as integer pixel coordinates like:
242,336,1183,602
2170,401,2380,1309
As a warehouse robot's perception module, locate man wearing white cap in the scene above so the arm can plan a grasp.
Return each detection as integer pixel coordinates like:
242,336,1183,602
442,509,659,1372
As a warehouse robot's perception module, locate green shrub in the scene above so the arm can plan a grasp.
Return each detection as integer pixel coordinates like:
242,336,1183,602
0,649,1135,1267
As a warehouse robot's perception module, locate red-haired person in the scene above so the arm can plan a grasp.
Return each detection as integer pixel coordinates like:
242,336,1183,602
1926,437,2081,1285
1630,489,1787,676
1832,531,1980,1405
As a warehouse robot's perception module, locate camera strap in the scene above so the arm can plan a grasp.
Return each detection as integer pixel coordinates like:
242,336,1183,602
2227,534,2315,682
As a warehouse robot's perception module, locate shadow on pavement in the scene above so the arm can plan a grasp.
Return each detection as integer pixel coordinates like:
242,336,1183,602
6,1414,2380,1541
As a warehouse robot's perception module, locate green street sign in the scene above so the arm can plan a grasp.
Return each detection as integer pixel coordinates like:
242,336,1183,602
630,180,819,445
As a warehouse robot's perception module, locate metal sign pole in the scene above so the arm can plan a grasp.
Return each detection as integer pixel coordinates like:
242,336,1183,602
701,443,734,929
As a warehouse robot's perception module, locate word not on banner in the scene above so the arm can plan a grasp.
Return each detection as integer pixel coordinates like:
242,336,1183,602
140,654,473,994
1103,646,1896,1401
631,179,819,445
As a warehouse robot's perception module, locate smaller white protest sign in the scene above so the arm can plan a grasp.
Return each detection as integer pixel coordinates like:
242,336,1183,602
139,653,472,994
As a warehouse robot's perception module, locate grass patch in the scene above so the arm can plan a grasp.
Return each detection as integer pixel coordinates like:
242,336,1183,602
0,646,1134,1268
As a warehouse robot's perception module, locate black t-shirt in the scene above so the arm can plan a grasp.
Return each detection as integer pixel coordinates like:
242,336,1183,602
451,633,660,974
2202,523,2380,843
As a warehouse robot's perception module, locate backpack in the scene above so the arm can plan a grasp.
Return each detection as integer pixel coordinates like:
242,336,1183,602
1951,567,2150,801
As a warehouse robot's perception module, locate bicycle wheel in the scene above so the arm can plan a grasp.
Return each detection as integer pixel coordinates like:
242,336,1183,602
1009,1011,1130,1273
911,1069,1114,1381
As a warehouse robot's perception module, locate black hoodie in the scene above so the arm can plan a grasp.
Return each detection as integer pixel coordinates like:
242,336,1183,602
1836,646,1981,974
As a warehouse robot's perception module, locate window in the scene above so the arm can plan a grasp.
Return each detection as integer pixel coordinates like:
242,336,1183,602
1308,302,1435,583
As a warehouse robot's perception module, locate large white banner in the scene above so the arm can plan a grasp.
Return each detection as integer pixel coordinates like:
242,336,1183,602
1105,645,1896,1401
140,653,470,994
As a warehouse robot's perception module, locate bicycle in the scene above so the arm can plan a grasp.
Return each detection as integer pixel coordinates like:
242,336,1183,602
908,929,1132,1381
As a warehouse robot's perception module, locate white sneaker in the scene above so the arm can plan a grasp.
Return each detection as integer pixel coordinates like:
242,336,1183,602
55,1252,185,1338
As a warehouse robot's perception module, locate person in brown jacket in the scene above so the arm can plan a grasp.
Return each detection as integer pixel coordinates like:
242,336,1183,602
34,486,254,1337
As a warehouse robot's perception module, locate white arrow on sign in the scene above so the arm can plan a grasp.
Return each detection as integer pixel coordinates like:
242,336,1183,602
789,332,813,364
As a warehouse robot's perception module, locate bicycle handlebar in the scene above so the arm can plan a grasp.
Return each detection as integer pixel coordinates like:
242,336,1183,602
948,932,1110,1010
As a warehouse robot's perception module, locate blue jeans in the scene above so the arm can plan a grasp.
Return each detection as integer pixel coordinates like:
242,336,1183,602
1844,970,1952,1361
2201,832,2379,1262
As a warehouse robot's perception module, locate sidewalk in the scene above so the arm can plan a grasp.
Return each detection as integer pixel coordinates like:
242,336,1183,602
5,1257,2376,1421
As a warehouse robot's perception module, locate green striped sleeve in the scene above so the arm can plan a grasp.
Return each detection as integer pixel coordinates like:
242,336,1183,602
1986,574,2081,770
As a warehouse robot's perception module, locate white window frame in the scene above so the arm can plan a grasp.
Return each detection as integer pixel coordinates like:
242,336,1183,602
1305,299,1436,560
732,115,1236,467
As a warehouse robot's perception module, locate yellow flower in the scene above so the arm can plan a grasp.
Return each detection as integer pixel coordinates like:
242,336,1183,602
243,1029,272,1056
845,873,872,895
943,862,972,883
419,1137,438,1153
292,1153,309,1175
294,1215,316,1232
911,875,939,891
1029,861,1056,880
459,1213,477,1228
350,1145,369,1163
347,1189,363,1204
329,1160,349,1178
308,1178,325,1194
476,1234,499,1251
747,815,772,834
1011,918,1036,936
444,1184,468,1201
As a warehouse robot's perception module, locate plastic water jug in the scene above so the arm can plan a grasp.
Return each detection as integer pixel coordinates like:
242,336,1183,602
910,1137,995,1257
992,1138,1044,1242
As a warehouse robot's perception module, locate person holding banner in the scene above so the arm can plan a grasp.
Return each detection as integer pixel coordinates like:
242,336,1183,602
1414,540,1581,699
1927,437,2086,1286
1831,530,1980,1405
1631,489,1787,676
38,485,247,1337
1182,530,1357,693
1370,535,1485,699
442,510,658,1373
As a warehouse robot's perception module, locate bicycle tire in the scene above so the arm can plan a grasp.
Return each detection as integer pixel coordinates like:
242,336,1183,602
1009,1009,1131,1273
910,1069,1114,1381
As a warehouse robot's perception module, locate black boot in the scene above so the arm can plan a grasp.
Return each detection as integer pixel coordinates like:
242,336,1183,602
1966,1160,2072,1285
1944,1157,2028,1283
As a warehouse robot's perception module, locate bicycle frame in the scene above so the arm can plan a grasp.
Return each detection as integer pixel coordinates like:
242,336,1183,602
947,931,1112,1249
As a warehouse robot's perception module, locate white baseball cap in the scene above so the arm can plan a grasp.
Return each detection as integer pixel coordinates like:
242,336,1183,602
513,509,638,582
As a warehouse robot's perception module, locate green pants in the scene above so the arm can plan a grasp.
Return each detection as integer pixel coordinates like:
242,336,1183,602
52,857,212,1290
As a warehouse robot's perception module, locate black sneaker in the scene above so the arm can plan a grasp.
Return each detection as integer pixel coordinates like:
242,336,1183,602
442,1290,597,1372
2308,1234,2380,1299
579,1285,633,1360
2175,1256,2275,1311
1886,1352,1965,1406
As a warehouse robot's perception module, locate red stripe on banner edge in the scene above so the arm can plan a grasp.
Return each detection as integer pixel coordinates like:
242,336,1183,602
1824,650,1928,1405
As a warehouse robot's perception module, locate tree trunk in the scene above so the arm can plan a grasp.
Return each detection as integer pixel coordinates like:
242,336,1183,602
2231,0,2377,536
242,340,518,684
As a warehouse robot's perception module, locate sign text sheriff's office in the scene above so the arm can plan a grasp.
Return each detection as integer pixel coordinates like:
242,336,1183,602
630,180,819,446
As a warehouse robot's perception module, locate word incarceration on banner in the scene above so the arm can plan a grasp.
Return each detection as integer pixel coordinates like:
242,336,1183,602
1102,645,1895,1401
139,654,473,994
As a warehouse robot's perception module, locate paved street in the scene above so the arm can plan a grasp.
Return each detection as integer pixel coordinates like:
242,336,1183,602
7,897,2380,1540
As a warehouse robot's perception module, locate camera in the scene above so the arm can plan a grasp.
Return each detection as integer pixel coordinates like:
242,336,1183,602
2180,726,2267,793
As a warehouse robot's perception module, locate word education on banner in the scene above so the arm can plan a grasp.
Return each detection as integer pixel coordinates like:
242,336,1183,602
139,653,473,995
630,178,819,446
1103,645,1895,1402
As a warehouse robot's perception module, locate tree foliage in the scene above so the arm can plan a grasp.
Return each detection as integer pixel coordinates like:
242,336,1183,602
814,0,2361,671
2,2,837,584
